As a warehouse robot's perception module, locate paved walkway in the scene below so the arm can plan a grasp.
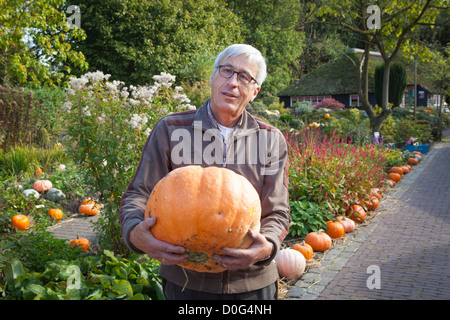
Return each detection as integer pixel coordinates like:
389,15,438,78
48,213,99,244
286,129,450,300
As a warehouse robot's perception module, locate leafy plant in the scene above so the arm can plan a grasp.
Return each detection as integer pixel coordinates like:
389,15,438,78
289,200,333,237
1,239,163,300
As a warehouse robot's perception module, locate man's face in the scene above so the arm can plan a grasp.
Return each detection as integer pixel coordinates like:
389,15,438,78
209,55,260,127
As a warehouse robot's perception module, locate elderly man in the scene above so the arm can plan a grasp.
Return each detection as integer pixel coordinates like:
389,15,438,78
120,44,290,300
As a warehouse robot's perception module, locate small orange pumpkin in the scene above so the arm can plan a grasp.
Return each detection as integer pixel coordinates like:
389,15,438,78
35,168,43,175
407,158,419,166
324,113,331,119
33,179,53,192
305,230,332,252
385,179,396,187
70,237,90,252
79,204,99,216
389,167,404,175
388,172,402,183
82,198,96,205
48,208,63,220
292,241,314,260
401,166,410,174
365,196,379,211
336,216,356,233
325,220,345,239
370,188,382,200
346,204,367,223
12,214,30,231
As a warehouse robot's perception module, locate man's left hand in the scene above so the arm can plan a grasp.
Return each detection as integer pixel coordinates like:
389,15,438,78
212,230,274,270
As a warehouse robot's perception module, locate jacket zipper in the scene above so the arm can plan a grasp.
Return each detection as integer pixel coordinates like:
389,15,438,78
222,270,229,294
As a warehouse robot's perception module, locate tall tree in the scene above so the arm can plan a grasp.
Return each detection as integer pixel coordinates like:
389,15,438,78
306,0,446,132
72,0,242,86
226,0,305,98
0,0,88,86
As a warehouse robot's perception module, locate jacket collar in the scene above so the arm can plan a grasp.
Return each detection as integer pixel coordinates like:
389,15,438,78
193,98,260,133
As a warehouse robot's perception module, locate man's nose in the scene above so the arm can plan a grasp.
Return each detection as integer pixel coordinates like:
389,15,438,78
227,72,239,86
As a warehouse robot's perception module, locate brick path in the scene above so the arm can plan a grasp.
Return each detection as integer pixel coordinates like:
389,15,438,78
286,130,450,300
47,213,99,244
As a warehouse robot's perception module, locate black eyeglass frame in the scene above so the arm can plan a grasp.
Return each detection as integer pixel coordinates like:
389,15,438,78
217,65,259,86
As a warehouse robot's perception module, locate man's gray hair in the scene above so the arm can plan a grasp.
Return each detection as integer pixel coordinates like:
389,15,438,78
213,44,267,87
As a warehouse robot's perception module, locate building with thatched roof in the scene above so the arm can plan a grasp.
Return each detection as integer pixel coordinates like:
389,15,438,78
278,49,439,109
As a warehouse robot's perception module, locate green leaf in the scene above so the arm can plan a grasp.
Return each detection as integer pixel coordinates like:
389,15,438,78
111,279,133,298
4,259,25,285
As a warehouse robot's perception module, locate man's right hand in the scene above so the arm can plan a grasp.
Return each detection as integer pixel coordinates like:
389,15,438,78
129,217,188,265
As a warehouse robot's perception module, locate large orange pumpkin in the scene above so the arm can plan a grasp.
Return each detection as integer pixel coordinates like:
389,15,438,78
144,166,262,273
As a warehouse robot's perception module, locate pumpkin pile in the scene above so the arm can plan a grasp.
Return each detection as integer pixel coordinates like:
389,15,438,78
79,198,100,216
144,165,262,273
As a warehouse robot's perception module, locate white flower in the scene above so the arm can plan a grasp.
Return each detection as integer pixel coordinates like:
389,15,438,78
82,70,108,83
58,164,66,171
69,76,89,91
143,128,152,136
184,104,196,110
127,143,134,150
174,93,190,104
98,113,106,124
153,72,176,88
82,106,91,116
120,89,130,98
61,101,73,112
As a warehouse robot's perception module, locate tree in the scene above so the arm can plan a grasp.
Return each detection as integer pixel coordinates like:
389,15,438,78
226,0,305,99
305,0,446,132
0,0,88,86
374,62,407,108
71,0,242,86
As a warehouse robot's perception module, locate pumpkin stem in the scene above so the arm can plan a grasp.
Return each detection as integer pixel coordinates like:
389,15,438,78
187,251,209,264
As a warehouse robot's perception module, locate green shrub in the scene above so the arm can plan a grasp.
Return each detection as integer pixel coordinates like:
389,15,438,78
289,200,333,237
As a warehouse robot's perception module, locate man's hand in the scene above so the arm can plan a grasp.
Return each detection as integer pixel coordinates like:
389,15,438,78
129,217,188,265
212,230,274,271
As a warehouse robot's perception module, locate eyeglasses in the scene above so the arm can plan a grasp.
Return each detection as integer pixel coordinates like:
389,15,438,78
217,65,258,86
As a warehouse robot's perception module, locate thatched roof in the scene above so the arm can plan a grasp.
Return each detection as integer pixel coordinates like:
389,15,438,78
278,49,434,97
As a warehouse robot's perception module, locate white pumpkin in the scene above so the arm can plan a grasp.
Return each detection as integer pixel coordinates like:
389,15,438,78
275,248,306,280
22,189,40,199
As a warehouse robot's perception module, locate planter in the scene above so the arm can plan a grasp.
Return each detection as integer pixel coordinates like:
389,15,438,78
405,144,429,154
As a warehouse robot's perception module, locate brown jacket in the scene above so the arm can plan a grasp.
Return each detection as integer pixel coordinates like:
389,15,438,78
119,99,290,294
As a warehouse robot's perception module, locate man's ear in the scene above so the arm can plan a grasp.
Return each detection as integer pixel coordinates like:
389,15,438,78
250,86,261,103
